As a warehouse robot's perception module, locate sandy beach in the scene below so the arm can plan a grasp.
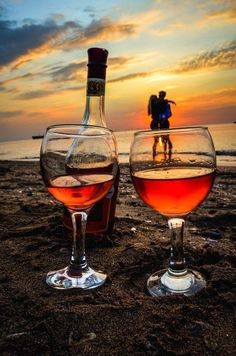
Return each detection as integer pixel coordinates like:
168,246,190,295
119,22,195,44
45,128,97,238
0,160,235,355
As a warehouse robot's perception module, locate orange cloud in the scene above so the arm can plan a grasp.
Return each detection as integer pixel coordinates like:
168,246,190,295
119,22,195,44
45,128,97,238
109,72,150,83
0,72,33,85
178,88,236,109
207,5,236,21
0,15,137,70
62,18,136,49
172,40,236,73
47,56,133,83
108,56,133,69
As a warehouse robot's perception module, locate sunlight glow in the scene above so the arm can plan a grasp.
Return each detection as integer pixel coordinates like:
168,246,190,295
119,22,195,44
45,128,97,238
0,0,235,141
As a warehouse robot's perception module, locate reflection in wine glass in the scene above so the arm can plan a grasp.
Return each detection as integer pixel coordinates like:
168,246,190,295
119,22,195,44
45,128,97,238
152,134,173,161
130,127,216,296
40,124,118,289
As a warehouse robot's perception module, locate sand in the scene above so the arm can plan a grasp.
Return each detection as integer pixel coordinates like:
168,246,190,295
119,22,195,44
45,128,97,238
0,160,235,355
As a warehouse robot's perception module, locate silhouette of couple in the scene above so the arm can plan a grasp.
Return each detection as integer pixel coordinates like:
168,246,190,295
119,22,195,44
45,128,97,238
148,91,176,159
148,91,176,129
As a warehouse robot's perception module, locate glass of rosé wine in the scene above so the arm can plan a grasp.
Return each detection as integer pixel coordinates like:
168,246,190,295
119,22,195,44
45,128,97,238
40,124,118,290
130,127,216,296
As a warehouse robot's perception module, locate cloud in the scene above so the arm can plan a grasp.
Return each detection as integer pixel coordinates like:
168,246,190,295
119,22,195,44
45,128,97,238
61,17,136,49
3,36,235,95
0,72,33,86
108,56,133,68
49,13,65,23
0,110,24,118
16,89,53,100
108,72,150,83
208,8,236,19
0,9,136,69
108,40,236,83
47,56,133,82
28,112,42,117
0,54,135,96
48,61,87,82
207,4,236,20
15,85,84,100
11,58,146,99
173,40,236,73
83,6,95,18
0,18,83,67
84,6,95,13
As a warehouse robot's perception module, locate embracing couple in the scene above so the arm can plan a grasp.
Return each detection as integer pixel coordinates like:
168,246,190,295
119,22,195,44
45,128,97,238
148,91,176,130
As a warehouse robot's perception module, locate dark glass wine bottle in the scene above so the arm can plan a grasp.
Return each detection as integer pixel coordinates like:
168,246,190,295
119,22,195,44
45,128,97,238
63,47,119,239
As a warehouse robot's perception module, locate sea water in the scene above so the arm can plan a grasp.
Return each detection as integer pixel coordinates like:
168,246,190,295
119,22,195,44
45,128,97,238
0,123,235,166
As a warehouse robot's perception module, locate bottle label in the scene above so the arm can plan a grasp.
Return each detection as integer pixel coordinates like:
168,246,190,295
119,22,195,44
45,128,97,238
87,78,105,96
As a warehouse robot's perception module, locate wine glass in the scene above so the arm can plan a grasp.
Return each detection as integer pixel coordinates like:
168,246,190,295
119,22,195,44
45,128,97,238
130,127,216,296
40,124,118,289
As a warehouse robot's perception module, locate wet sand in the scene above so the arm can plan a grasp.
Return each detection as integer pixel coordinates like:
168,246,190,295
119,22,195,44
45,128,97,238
0,161,235,355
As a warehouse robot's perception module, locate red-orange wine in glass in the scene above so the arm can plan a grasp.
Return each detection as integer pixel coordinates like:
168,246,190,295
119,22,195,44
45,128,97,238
48,174,113,210
130,127,216,296
132,167,215,217
40,124,118,289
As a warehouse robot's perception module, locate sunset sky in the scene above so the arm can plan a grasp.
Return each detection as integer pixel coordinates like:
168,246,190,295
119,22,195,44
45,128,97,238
0,0,235,142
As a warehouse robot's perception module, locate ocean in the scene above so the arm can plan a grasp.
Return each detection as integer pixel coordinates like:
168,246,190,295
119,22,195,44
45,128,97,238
0,123,235,166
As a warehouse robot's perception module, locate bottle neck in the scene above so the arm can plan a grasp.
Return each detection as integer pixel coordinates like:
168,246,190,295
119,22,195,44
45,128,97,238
82,76,107,127
82,95,106,127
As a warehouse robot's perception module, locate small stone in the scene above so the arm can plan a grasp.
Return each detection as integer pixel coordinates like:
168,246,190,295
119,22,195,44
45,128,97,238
6,332,28,339
189,227,198,232
85,332,96,341
145,341,155,351
203,231,222,240
59,248,68,253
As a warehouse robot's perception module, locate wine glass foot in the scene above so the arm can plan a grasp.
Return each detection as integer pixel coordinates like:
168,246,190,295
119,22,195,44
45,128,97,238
46,266,107,290
147,269,206,296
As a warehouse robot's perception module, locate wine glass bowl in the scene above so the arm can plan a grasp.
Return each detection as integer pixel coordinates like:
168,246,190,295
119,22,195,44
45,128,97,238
40,124,118,289
130,127,216,296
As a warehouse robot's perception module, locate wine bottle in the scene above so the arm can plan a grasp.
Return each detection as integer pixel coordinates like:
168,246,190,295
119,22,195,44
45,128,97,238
63,47,119,239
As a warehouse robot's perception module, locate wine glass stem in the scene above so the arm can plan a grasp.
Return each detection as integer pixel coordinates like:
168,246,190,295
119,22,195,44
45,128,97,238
168,218,187,275
69,210,88,272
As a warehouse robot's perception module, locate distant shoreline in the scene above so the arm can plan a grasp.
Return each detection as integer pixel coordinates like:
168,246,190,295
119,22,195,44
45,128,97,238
0,123,236,166
0,159,235,169
1,122,236,143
